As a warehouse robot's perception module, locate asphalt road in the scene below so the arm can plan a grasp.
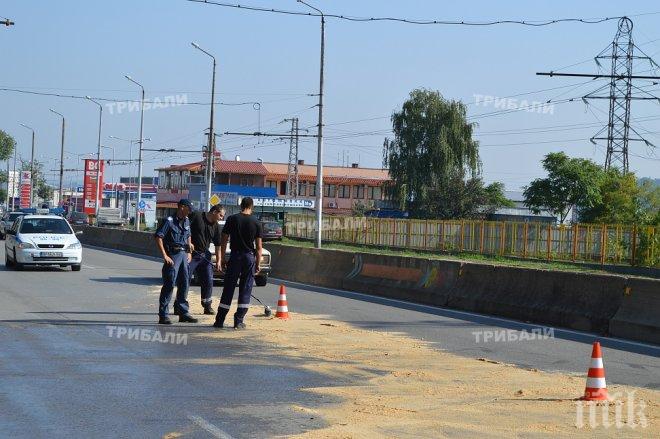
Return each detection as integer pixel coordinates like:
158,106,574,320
0,245,658,438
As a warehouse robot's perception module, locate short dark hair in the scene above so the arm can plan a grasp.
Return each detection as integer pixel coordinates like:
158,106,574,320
209,204,224,213
240,197,254,210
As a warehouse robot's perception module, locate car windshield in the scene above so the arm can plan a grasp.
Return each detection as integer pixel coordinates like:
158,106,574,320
70,212,87,219
19,218,72,234
263,222,281,231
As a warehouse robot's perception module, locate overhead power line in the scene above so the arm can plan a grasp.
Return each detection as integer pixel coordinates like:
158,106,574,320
187,0,627,26
0,87,311,106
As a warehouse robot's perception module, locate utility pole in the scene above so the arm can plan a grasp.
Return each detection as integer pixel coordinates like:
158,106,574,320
537,17,659,173
298,0,325,248
49,109,65,206
284,118,300,197
86,97,103,218
125,75,145,231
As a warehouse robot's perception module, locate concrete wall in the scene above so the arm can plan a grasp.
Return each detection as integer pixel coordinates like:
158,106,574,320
75,226,660,345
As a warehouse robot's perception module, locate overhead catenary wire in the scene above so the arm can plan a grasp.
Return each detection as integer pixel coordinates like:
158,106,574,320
0,87,312,106
187,1,633,26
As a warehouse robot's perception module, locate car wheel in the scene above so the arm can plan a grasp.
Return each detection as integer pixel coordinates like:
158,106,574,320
14,262,24,271
5,251,13,267
0,233,5,240
255,275,268,287
71,264,82,272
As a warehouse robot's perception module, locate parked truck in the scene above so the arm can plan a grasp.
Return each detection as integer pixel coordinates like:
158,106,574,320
96,208,126,227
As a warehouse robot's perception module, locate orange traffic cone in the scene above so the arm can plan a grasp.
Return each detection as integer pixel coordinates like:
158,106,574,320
582,341,609,401
275,285,289,319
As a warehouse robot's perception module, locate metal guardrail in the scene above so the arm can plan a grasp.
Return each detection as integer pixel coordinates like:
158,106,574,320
284,214,659,267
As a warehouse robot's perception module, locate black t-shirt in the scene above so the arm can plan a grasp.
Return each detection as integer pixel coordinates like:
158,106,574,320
222,213,262,252
188,211,221,252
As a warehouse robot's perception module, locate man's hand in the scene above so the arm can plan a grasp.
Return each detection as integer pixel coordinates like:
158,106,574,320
254,265,261,276
186,252,192,263
164,255,174,265
220,257,228,272
189,243,195,253
214,259,222,272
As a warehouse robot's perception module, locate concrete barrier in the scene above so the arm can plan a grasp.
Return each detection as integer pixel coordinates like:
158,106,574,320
342,253,462,307
270,245,352,289
447,264,625,334
266,243,659,344
76,226,160,258
74,229,660,345
609,278,660,345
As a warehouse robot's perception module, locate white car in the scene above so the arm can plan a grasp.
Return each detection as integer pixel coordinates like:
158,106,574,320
4,214,83,271
190,219,272,287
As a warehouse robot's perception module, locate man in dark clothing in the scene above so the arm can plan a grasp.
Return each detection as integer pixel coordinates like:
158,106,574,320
154,199,198,325
213,197,263,329
186,204,225,315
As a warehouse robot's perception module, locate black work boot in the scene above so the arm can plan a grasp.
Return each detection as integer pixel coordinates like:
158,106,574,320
179,314,199,323
203,304,215,315
214,308,228,329
158,316,172,325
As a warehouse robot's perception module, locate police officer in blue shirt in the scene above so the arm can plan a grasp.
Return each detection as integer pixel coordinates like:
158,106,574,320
154,199,199,324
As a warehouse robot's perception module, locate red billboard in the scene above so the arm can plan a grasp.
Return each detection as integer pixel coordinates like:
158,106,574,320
19,171,31,208
83,159,104,214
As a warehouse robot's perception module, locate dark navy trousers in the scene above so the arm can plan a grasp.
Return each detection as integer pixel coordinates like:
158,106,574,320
158,251,190,318
188,251,214,306
217,251,255,325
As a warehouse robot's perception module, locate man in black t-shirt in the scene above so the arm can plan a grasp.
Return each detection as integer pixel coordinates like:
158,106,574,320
184,204,225,315
213,197,263,329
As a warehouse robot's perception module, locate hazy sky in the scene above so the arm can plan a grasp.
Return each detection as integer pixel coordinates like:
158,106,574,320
1,0,659,190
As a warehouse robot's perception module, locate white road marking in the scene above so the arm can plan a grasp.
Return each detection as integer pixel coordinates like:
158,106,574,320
274,278,660,353
82,264,96,269
188,415,235,439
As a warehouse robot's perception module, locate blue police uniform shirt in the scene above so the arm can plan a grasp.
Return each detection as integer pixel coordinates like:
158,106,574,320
155,215,191,247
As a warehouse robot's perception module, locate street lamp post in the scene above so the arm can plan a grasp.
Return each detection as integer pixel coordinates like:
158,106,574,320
108,135,150,220
11,145,17,210
4,159,9,208
101,145,115,207
192,41,217,211
49,109,65,207
19,123,35,207
298,0,325,248
125,75,145,231
86,96,103,218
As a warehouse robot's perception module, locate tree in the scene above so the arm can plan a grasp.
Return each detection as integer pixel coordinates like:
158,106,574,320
637,178,660,226
579,170,639,224
383,89,480,216
351,200,370,217
0,130,16,161
427,176,512,219
523,152,604,223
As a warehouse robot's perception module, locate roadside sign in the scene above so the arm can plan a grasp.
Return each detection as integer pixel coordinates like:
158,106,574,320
138,200,146,210
209,194,220,205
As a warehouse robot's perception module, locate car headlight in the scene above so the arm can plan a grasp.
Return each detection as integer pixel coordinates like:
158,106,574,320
67,242,82,249
18,242,36,249
260,254,270,265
